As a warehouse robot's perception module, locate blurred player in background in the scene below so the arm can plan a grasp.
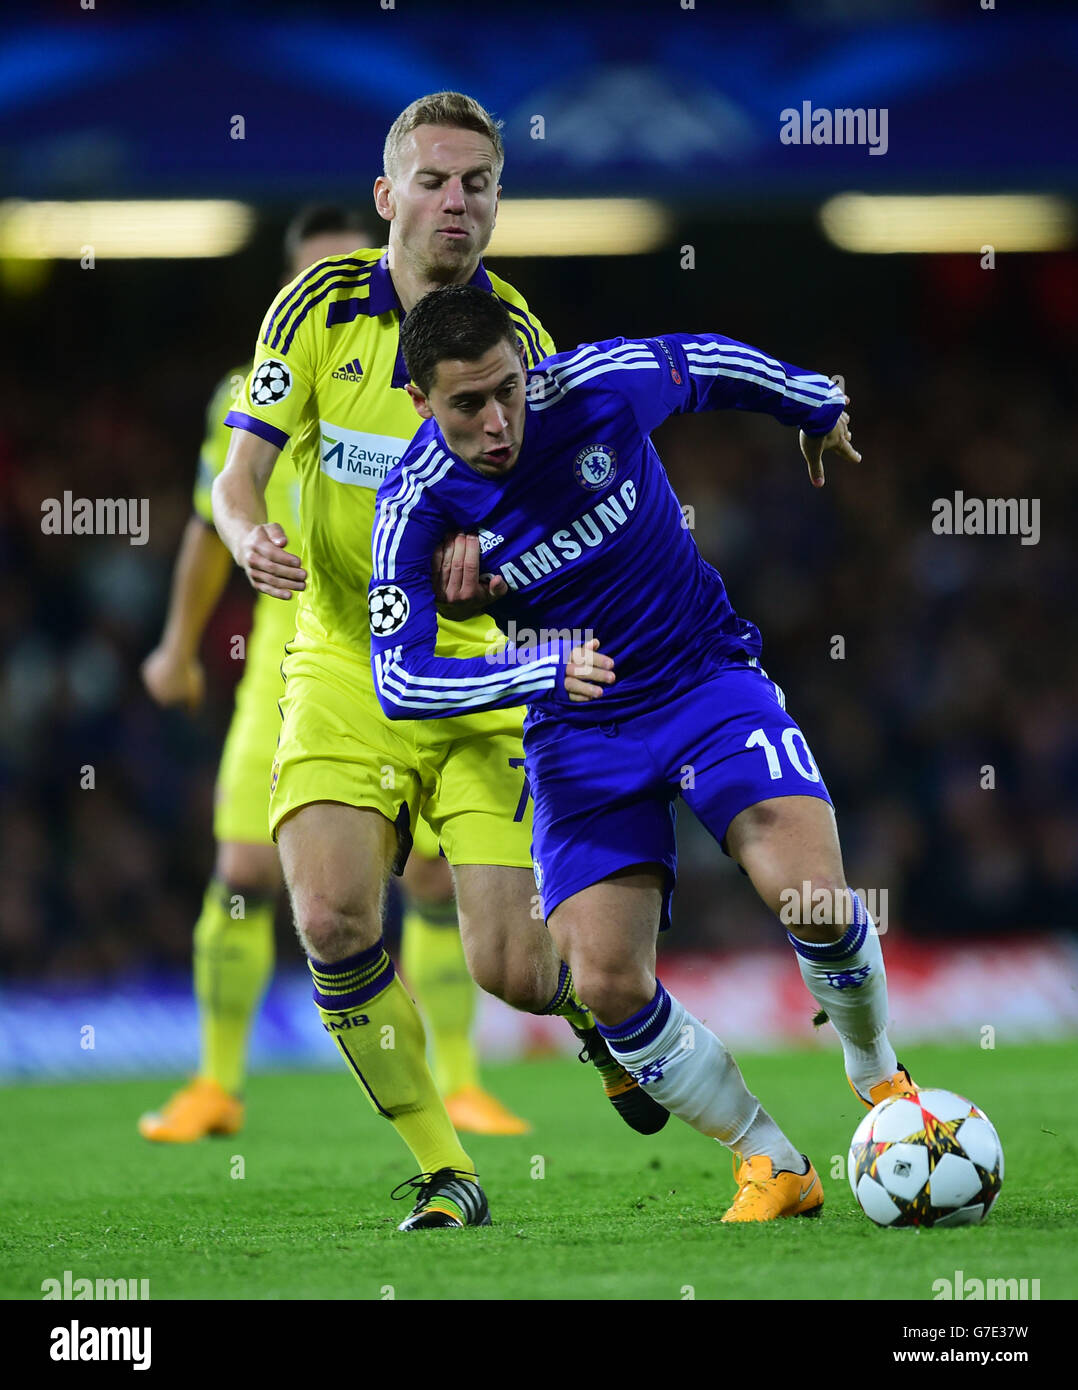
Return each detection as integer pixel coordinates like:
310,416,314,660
138,205,529,1144
214,93,666,1230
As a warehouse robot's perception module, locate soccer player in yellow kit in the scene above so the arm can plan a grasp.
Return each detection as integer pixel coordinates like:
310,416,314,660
139,205,528,1143
213,93,666,1229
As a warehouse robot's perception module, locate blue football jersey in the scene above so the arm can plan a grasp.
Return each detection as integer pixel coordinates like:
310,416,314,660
369,333,844,726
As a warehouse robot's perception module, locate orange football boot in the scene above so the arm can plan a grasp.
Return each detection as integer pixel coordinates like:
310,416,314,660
138,1077,244,1143
848,1063,919,1110
721,1155,824,1223
444,1085,531,1136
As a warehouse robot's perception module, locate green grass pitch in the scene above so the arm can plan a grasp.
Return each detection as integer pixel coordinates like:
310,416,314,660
3,1041,1075,1301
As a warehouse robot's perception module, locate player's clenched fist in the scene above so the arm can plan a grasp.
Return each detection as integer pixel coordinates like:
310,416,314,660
141,646,205,712
565,638,615,703
240,522,306,600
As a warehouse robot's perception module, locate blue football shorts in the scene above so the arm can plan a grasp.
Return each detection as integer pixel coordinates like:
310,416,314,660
524,658,832,927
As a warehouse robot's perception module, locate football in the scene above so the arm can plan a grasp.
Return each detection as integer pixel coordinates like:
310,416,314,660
848,1088,1003,1228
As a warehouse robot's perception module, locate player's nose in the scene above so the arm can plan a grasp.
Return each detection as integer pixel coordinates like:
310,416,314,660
441,179,467,210
482,401,509,433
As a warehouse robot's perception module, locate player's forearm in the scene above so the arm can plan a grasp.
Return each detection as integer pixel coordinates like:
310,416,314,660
666,333,845,435
372,642,564,721
158,516,234,658
211,459,269,564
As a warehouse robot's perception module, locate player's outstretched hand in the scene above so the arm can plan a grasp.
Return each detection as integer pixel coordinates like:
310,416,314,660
241,522,306,599
566,638,615,702
141,645,205,713
799,396,861,488
432,530,508,618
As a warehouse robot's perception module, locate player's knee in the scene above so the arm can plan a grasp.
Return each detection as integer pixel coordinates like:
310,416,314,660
571,963,654,1028
211,881,277,928
503,973,545,1013
780,873,852,944
469,948,542,1012
293,902,380,963
400,851,454,906
216,842,282,899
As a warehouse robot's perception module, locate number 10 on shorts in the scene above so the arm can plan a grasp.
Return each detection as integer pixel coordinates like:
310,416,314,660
745,727,821,782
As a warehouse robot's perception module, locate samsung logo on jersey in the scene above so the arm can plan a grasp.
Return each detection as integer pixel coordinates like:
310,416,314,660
497,479,637,592
320,422,405,490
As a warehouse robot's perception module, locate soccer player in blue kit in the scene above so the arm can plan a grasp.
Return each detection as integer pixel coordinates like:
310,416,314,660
369,286,919,1222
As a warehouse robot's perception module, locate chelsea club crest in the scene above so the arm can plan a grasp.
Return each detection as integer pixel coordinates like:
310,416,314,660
573,444,617,490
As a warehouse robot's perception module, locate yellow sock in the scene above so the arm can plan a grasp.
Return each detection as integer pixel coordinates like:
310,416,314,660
310,941,475,1178
401,902,479,1096
541,960,594,1032
193,879,275,1096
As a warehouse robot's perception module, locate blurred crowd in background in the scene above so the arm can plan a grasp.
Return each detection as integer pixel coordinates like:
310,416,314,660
1,214,1075,979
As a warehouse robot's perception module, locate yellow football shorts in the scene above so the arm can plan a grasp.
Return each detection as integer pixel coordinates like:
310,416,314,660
411,810,441,862
212,603,291,847
269,626,533,869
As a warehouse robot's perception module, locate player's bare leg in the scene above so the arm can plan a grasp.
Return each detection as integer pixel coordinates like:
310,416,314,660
400,851,530,1135
138,839,279,1143
452,865,558,1010
217,842,282,896
547,867,821,1221
725,794,915,1106
278,801,488,1229
279,802,393,959
453,864,668,1134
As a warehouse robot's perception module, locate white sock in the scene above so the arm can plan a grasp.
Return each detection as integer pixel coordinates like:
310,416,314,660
735,1109,806,1174
598,982,802,1171
788,890,898,1097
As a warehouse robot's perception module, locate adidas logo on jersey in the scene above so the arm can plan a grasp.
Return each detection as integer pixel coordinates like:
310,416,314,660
478,528,504,554
332,357,364,383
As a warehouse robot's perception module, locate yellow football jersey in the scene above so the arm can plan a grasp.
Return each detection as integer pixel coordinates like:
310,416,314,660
194,363,301,541
224,249,554,655
194,364,302,657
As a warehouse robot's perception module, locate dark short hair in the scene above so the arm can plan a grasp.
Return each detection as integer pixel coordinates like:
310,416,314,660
401,285,518,395
283,204,370,264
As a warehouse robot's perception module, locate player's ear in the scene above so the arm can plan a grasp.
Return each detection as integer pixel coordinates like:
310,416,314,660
406,383,433,419
373,176,394,223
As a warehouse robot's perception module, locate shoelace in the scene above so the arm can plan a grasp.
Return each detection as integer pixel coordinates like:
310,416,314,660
574,1033,620,1071
730,1158,774,1204
389,1169,480,1204
731,1177,772,1206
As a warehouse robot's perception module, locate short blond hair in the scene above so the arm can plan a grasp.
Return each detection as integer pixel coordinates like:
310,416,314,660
383,91,504,181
